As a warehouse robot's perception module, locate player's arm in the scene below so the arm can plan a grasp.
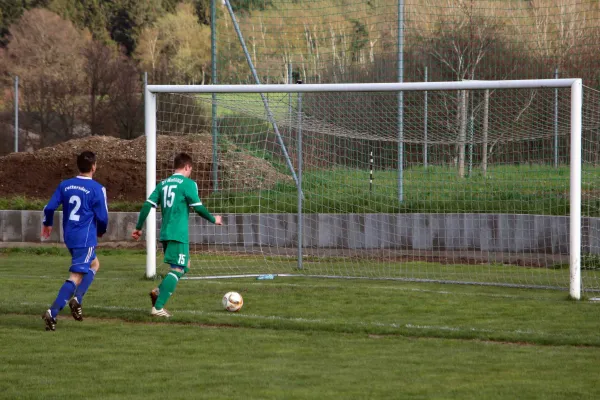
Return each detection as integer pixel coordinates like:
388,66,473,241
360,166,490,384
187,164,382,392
41,185,62,239
185,181,222,225
132,185,161,240
93,187,109,237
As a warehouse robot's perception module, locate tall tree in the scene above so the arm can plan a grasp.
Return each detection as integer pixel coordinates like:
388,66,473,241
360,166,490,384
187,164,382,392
48,0,111,43
0,0,52,46
107,0,164,55
103,55,143,139
416,1,500,177
3,9,87,145
84,40,119,136
136,3,211,84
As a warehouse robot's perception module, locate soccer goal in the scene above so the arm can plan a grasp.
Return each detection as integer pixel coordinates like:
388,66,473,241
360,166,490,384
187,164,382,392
144,79,597,300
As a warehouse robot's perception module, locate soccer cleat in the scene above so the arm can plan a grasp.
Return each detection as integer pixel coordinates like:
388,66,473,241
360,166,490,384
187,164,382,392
69,297,83,321
42,309,57,331
149,288,159,307
151,307,171,318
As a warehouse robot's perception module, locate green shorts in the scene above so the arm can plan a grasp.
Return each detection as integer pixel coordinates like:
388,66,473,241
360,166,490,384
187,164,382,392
161,241,190,273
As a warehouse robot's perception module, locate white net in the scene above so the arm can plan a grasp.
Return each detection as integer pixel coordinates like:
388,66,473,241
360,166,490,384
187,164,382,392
582,86,600,292
153,84,600,291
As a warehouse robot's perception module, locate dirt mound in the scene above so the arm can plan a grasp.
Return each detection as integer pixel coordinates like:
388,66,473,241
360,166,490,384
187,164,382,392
0,135,289,202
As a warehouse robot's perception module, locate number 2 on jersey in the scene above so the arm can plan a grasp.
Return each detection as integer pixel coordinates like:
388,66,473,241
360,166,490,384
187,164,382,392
162,185,177,208
69,195,81,221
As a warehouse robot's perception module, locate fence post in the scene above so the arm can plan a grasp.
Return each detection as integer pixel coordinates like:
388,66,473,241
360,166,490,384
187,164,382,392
554,67,559,168
424,67,428,169
296,83,303,271
482,89,490,177
397,0,404,202
14,76,19,153
370,151,374,191
468,110,474,178
211,0,219,192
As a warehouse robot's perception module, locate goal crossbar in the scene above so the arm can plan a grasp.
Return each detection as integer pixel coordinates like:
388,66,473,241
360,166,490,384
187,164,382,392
144,79,583,299
147,79,579,94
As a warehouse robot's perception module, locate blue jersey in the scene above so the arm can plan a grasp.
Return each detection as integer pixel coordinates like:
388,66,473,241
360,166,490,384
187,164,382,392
43,176,109,249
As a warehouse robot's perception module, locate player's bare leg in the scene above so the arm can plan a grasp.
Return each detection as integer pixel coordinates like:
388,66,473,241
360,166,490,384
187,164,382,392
149,288,159,307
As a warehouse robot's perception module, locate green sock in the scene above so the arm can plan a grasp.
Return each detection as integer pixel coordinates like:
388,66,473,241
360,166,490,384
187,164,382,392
155,270,183,309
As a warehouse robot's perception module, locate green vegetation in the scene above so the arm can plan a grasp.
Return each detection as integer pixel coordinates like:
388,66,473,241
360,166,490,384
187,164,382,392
197,93,295,118
3,165,600,216
205,164,592,215
3,1,600,142
2,250,600,398
0,196,142,212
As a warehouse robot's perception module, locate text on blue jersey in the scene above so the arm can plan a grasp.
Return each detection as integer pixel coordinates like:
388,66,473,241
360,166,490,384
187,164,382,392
43,176,109,249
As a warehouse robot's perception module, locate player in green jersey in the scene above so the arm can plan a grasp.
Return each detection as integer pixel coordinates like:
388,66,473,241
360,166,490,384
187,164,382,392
132,153,222,317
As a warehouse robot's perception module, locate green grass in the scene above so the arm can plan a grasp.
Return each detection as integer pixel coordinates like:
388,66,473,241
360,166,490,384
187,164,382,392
197,92,295,119
205,164,600,215
0,195,142,212
3,313,600,400
5,164,600,215
2,250,600,398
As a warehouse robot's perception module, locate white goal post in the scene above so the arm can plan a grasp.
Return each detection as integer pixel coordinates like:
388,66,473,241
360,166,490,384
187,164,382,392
144,79,583,299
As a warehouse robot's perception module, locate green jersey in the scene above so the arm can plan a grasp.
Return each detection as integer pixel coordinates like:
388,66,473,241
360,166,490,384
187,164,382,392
137,173,216,243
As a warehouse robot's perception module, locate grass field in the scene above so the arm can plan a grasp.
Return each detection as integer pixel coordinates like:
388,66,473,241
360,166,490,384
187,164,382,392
197,92,295,119
2,248,600,399
3,165,600,216
205,164,600,215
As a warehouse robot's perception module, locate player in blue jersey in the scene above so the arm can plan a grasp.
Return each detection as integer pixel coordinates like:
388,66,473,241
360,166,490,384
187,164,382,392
41,151,109,331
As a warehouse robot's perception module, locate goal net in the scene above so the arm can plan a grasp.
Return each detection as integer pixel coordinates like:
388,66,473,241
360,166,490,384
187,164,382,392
145,80,598,298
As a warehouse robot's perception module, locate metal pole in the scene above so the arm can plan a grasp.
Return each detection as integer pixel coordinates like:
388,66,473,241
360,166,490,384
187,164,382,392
288,62,292,125
482,89,489,177
14,76,18,153
224,0,301,192
211,0,219,192
468,75,474,177
149,79,581,93
424,67,428,169
569,79,582,300
458,90,467,178
468,112,474,177
369,151,374,191
144,83,157,279
297,89,303,270
397,0,404,202
288,62,292,148
554,67,559,168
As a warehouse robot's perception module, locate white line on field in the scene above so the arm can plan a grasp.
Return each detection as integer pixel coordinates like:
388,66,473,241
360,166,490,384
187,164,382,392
15,301,547,338
195,280,552,300
2,274,559,300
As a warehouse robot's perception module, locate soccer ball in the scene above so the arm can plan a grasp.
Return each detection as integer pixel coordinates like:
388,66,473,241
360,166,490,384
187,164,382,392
222,291,243,312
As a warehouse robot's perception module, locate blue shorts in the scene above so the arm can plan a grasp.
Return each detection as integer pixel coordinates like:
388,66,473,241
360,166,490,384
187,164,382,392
68,247,97,274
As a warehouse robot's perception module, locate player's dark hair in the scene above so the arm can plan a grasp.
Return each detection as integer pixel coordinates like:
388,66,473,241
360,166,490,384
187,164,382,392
77,151,96,173
174,153,193,169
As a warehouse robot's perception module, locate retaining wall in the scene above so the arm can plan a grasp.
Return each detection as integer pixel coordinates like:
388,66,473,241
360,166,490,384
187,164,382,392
1,210,599,254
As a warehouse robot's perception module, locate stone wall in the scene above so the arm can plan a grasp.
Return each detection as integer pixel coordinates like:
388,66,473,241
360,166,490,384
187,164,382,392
1,210,599,255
